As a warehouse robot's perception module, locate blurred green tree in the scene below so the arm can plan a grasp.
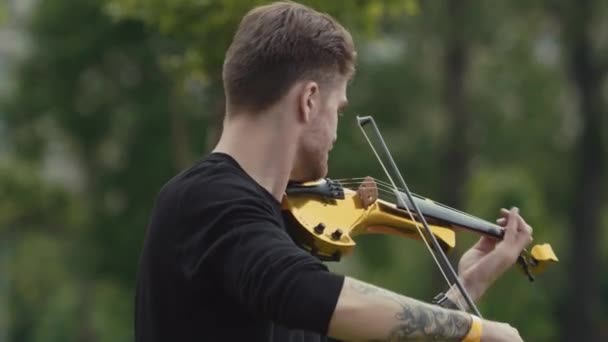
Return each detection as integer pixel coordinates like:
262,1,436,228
103,0,418,149
552,0,607,340
1,0,185,340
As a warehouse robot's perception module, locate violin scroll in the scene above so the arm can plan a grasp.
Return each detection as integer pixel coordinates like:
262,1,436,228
517,244,559,281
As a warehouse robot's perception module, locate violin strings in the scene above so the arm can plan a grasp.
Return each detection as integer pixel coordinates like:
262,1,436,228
356,122,459,307
367,179,495,226
337,182,409,202
333,177,393,190
335,182,401,201
335,179,402,194
336,179,394,191
335,177,406,192
335,180,392,192
337,179,492,234
337,178,497,229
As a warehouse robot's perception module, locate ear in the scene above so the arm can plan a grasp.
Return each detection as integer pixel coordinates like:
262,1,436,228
298,81,319,124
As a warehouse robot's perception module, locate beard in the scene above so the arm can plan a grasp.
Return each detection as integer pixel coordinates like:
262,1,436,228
291,143,328,183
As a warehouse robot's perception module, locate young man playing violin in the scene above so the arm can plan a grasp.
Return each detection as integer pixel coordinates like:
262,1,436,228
135,2,533,341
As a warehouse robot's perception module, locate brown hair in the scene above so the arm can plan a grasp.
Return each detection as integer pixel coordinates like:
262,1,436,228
222,1,356,113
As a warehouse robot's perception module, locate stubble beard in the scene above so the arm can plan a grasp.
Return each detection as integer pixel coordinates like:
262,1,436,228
293,146,328,183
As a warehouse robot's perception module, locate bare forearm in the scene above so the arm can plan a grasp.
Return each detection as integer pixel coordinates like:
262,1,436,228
327,277,472,341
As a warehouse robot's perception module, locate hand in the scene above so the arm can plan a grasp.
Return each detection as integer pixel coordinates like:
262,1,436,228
457,207,533,301
494,207,534,261
481,319,523,342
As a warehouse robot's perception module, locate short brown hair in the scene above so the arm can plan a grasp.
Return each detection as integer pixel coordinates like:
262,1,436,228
222,1,356,113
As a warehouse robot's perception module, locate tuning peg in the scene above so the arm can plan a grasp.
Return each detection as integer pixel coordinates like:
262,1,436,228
314,223,325,234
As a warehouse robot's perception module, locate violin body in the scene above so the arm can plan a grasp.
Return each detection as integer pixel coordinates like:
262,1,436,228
282,178,455,261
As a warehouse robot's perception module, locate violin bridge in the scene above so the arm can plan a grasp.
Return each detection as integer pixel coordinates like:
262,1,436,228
356,176,378,209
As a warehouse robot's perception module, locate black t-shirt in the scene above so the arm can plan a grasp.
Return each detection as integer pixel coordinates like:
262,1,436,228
135,153,345,341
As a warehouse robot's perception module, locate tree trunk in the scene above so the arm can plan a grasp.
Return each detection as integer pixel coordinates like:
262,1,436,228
559,0,604,340
431,0,472,295
441,0,471,210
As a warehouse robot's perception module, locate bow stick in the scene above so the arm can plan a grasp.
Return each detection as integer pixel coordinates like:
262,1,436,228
356,115,482,317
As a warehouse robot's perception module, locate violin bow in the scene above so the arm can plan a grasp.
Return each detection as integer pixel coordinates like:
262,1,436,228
356,115,482,318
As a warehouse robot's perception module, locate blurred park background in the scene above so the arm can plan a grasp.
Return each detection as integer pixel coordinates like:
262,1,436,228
0,0,607,341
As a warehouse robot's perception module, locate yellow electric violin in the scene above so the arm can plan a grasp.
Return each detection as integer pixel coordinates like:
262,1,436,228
282,176,558,279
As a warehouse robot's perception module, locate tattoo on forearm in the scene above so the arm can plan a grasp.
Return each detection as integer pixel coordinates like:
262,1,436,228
387,303,470,341
350,281,471,341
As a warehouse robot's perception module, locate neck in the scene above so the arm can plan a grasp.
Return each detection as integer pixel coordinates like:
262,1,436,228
213,109,298,201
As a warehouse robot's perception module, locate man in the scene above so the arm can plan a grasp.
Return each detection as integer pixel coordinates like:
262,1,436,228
135,2,532,341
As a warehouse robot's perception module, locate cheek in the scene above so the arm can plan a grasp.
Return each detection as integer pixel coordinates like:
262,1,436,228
321,117,335,144
327,109,338,134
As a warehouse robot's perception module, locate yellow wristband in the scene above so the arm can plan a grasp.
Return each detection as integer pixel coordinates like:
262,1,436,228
462,315,482,342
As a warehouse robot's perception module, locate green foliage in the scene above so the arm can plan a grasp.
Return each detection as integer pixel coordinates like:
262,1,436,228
101,0,420,131
0,2,6,24
0,162,83,231
103,0,416,71
2,0,186,339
